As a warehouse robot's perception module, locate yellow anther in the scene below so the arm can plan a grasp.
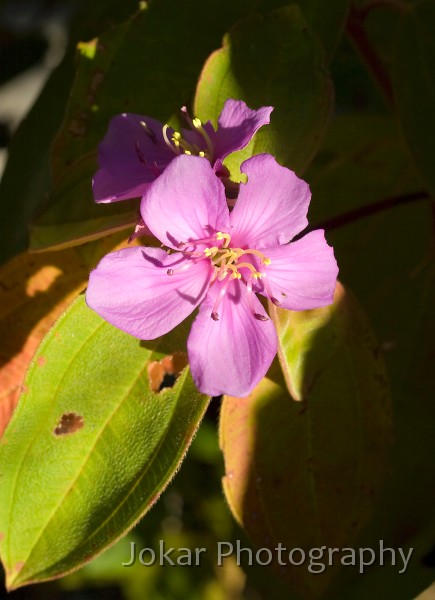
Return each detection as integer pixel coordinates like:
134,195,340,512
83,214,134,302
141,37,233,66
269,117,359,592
216,232,231,248
231,272,242,279
262,258,271,265
204,247,218,257
172,131,181,140
192,118,202,128
199,151,205,157
184,150,192,155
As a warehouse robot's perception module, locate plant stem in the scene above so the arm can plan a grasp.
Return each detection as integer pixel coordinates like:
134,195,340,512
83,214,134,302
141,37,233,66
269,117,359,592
346,4,394,107
312,190,430,232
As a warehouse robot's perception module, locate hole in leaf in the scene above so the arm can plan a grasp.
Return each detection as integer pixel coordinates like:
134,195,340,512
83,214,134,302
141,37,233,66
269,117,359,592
54,412,84,436
148,352,188,392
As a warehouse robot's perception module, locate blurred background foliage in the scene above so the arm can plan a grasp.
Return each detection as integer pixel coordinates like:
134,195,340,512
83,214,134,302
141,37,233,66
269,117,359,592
0,0,434,598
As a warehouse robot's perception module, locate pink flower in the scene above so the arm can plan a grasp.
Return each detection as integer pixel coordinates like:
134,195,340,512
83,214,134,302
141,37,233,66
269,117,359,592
93,99,273,204
86,154,338,397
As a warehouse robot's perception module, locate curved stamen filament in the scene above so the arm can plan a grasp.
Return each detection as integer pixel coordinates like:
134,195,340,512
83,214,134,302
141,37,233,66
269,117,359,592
210,277,232,321
233,248,271,265
261,272,281,306
246,275,269,321
162,124,180,155
192,118,214,159
234,262,261,275
216,232,231,248
140,120,157,144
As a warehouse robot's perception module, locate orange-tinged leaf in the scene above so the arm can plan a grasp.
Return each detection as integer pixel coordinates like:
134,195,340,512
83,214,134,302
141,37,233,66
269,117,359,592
220,284,392,597
0,249,89,436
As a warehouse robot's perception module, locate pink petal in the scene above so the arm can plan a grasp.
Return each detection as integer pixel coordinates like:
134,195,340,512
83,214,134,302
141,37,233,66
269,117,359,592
229,154,311,248
86,247,212,339
258,230,339,310
93,113,175,203
187,279,277,397
141,154,230,249
213,99,273,165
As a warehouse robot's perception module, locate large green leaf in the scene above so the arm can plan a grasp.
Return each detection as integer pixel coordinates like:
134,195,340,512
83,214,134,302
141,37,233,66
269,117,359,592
254,0,349,62
194,5,333,181
30,0,254,251
300,113,435,597
220,283,391,597
0,295,209,589
393,0,435,195
29,153,137,252
0,0,142,265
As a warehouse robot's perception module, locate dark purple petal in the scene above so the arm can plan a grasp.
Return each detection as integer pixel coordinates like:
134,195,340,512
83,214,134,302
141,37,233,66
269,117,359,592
212,99,273,166
86,247,212,339
141,154,230,250
258,230,339,310
229,154,311,248
93,113,176,203
187,279,277,397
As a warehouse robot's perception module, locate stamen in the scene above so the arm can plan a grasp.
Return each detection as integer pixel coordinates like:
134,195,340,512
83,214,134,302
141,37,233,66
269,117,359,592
255,314,269,321
216,232,231,248
151,161,161,177
261,272,281,306
210,277,232,321
166,257,203,276
139,120,157,144
246,275,269,322
234,262,261,275
135,141,146,165
162,124,180,155
236,248,271,264
192,117,214,158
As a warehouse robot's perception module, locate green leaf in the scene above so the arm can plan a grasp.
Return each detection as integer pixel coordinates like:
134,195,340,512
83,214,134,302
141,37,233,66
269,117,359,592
253,0,349,62
220,283,391,597
194,5,333,181
29,153,137,252
393,0,435,195
285,0,349,62
0,295,209,589
33,0,254,251
301,113,435,597
0,0,144,265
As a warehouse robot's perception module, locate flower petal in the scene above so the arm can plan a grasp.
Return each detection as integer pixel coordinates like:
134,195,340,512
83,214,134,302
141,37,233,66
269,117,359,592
229,154,311,248
187,279,277,397
212,99,273,165
141,154,230,249
86,247,212,339
258,230,338,310
93,113,175,203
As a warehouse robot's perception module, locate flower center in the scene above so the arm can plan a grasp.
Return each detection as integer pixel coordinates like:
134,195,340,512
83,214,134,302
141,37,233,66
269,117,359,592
162,108,214,160
201,232,270,283
168,232,279,322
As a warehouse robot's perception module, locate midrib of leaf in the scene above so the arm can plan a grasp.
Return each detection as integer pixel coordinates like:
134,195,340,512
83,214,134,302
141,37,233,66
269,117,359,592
342,332,365,543
305,396,323,544
5,314,106,570
62,368,195,558
15,342,152,578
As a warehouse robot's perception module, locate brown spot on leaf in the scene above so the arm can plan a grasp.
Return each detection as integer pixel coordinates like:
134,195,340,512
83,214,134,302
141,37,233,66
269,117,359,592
54,412,84,436
37,356,46,367
147,352,188,392
13,561,24,573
